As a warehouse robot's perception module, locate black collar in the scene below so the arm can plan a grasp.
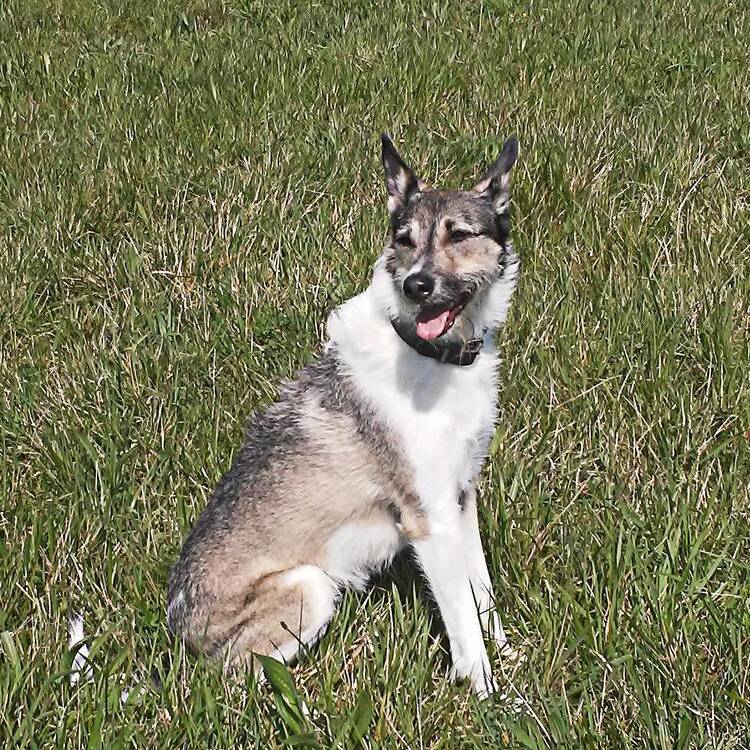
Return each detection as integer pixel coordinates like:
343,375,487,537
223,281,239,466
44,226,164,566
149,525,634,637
390,317,485,366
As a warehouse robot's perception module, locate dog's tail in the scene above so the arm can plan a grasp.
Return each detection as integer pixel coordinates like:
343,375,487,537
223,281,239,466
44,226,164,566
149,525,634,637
67,612,165,701
67,613,94,685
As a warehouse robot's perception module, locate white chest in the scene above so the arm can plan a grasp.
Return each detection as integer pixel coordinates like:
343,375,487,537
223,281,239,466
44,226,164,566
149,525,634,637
331,313,498,509
372,349,497,504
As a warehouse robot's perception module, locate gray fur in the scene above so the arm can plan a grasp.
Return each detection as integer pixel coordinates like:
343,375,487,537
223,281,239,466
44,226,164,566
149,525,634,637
167,135,520,676
167,351,425,661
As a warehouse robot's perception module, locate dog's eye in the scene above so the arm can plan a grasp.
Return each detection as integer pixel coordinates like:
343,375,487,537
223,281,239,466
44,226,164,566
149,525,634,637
395,232,415,247
451,229,477,243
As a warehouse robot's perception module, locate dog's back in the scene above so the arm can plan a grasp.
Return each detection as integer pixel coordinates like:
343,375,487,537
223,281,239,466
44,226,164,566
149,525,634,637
167,353,427,664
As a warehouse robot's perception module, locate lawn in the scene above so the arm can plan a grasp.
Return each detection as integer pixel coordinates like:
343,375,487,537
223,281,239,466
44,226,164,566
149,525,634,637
1,0,749,747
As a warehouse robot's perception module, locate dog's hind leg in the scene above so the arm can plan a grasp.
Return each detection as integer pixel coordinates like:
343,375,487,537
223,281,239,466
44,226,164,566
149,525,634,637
224,565,339,669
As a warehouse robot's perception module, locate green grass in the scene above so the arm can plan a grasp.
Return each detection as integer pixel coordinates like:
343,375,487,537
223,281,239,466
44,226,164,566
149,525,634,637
1,0,749,746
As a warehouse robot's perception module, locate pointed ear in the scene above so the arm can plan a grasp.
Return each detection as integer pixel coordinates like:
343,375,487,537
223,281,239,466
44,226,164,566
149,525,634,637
472,135,519,213
381,134,421,217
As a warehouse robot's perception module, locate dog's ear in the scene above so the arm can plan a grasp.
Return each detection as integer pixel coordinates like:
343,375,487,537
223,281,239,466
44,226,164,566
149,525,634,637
472,135,519,214
381,134,421,217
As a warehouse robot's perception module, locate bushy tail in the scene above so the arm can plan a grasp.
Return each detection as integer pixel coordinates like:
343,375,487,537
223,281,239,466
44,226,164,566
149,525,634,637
67,611,152,702
67,613,94,685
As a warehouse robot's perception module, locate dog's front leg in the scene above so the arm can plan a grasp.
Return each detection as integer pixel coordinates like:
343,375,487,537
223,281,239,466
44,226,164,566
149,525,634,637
460,485,508,650
412,505,495,699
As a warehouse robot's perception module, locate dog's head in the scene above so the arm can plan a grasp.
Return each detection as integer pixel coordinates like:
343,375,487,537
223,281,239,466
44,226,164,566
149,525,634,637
379,135,519,348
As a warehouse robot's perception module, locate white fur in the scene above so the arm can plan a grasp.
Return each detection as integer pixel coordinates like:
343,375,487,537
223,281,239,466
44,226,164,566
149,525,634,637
325,520,404,591
268,565,339,664
68,613,139,703
68,613,93,685
166,589,185,626
325,254,518,696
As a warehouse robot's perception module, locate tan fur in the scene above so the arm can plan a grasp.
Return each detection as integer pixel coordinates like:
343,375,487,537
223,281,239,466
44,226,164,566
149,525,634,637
172,387,427,666
438,235,503,277
390,191,505,281
169,135,519,688
223,573,323,665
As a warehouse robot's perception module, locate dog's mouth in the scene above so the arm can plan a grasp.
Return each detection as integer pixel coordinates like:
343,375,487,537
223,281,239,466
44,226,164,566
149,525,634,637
414,290,473,341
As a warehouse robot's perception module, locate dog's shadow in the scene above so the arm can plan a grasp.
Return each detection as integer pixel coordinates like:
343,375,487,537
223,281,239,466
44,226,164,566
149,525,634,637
358,548,448,650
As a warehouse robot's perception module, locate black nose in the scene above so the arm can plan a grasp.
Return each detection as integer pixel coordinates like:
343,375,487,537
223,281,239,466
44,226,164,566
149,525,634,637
403,272,435,301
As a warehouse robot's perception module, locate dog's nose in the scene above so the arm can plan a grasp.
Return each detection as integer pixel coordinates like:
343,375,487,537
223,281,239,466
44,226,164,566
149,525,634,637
403,272,435,301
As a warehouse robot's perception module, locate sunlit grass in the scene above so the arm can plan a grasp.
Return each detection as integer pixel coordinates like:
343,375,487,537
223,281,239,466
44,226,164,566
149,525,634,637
1,0,749,747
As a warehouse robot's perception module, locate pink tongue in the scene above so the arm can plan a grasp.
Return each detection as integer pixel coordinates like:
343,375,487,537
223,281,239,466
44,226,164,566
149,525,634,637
416,310,451,341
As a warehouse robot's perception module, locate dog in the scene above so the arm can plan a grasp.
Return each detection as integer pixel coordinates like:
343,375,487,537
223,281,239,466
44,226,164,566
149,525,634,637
167,134,521,698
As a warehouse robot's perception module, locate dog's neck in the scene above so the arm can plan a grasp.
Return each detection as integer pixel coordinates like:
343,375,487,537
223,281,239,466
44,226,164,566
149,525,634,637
389,316,485,366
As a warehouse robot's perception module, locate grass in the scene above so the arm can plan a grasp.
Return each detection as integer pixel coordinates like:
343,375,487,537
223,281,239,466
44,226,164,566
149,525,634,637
1,0,749,746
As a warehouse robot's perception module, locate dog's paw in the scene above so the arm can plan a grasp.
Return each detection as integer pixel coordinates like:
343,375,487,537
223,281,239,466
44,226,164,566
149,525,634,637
451,656,497,700
471,674,498,701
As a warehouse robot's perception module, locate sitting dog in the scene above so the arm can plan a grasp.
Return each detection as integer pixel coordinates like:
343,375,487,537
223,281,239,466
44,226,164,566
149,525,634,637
168,134,521,698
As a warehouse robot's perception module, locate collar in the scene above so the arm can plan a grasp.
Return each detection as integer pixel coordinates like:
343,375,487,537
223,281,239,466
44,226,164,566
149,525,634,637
390,317,485,366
